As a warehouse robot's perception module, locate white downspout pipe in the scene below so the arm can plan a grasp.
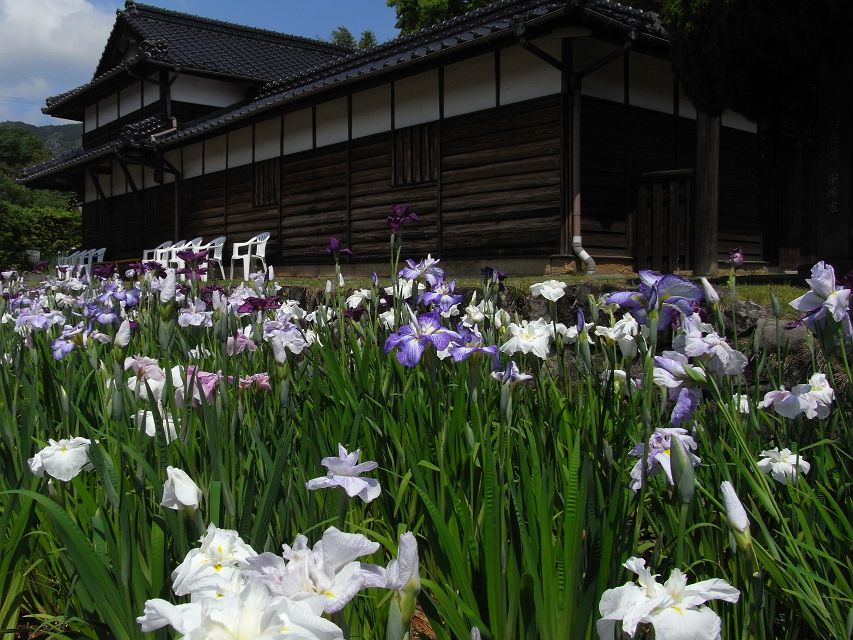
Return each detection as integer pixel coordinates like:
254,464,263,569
570,86,596,274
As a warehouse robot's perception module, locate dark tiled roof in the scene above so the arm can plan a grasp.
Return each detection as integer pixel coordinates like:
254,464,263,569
18,143,114,183
160,0,666,145
44,1,350,113
96,2,349,81
19,114,177,183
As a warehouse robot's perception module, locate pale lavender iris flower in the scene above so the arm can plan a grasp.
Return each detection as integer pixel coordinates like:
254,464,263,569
384,310,461,367
306,444,381,503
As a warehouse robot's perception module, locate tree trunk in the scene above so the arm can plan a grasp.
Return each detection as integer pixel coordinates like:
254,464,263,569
693,110,720,275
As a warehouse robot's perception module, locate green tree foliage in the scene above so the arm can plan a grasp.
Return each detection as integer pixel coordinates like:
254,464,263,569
331,26,380,49
330,25,357,48
358,30,378,49
661,0,852,125
0,123,80,269
387,0,493,34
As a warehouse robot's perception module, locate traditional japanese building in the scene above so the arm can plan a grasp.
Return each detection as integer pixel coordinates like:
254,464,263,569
21,0,774,275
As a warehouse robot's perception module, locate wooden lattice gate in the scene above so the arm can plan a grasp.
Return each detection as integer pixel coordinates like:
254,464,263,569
634,169,694,272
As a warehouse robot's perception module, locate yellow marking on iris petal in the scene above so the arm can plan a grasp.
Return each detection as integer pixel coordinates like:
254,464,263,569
214,564,222,572
324,590,335,598
664,449,671,456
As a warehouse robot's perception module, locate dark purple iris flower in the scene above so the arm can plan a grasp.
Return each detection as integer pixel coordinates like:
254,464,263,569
343,307,366,321
326,236,353,257
605,270,702,331
384,310,461,367
124,262,146,278
729,247,744,268
176,249,209,264
236,296,280,314
447,325,500,367
387,204,419,234
481,266,507,286
143,262,166,278
92,263,116,279
199,284,226,304
31,260,49,274
176,265,208,281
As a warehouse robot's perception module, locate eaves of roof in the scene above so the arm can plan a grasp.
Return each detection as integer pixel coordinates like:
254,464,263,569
17,143,116,184
156,0,666,147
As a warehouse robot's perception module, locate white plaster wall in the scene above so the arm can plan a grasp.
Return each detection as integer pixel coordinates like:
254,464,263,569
499,40,561,105
722,110,757,133
183,143,203,178
111,160,126,196
316,97,348,147
163,149,180,183
255,117,281,161
127,164,143,191
573,37,624,104
444,53,496,118
352,84,391,139
395,69,439,128
283,108,313,155
630,51,674,115
84,105,97,133
85,174,96,202
228,126,253,167
119,82,142,118
98,94,118,125
143,77,159,106
171,75,247,107
204,134,227,173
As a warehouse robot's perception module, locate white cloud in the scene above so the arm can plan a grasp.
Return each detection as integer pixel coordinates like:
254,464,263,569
0,0,114,123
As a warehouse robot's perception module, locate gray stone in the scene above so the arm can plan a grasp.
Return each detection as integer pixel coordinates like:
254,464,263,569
723,299,766,334
755,317,808,353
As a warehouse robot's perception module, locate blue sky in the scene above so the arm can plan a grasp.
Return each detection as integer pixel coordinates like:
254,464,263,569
0,0,399,125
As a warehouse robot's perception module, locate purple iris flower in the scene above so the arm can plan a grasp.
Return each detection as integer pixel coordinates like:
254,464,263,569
399,255,444,285
51,338,75,360
124,262,145,278
85,303,116,325
729,247,744,267
387,204,419,234
419,278,463,313
31,260,49,274
176,249,209,264
447,325,500,367
326,236,353,257
491,361,534,387
482,266,507,285
605,270,702,331
92,263,116,279
236,296,280,314
143,262,166,278
176,265,208,281
384,310,461,367
113,286,141,307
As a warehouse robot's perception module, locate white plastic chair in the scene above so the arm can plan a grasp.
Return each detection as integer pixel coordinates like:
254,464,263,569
81,248,106,278
154,239,184,268
143,241,172,263
200,236,227,281
229,232,270,280
57,250,81,279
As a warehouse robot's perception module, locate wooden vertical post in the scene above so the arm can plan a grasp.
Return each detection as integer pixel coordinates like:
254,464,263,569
693,110,720,275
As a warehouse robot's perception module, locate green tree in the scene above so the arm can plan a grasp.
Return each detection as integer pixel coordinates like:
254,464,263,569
330,26,357,48
358,30,378,49
0,123,79,268
387,0,492,33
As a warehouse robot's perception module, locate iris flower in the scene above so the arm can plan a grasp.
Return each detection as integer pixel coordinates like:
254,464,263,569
605,270,702,330
628,427,700,492
306,444,381,503
757,447,810,484
597,557,739,639
529,279,567,302
789,261,852,343
384,310,461,367
28,437,93,482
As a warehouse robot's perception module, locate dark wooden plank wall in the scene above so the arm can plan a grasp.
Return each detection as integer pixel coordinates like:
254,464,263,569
581,96,762,263
441,97,562,258
280,147,347,261
89,94,761,268
350,135,438,261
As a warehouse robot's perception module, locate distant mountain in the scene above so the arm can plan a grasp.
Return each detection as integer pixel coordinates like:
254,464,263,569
0,121,82,158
